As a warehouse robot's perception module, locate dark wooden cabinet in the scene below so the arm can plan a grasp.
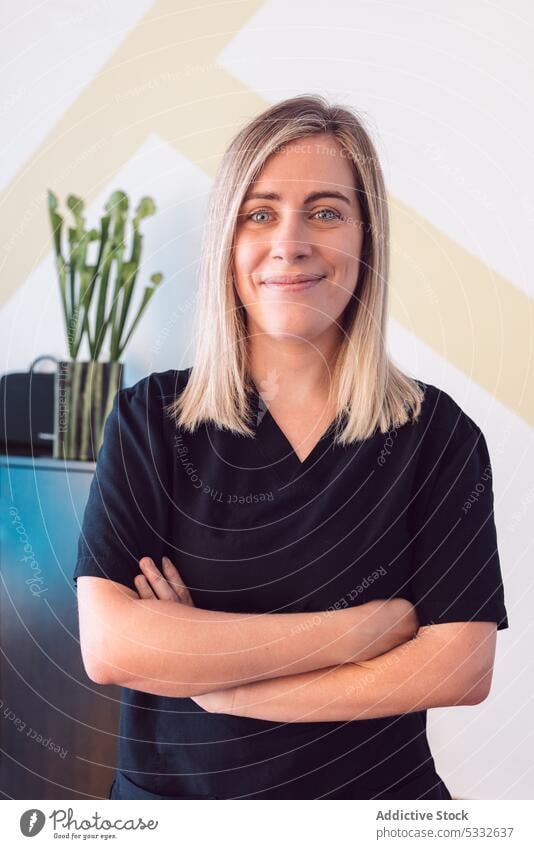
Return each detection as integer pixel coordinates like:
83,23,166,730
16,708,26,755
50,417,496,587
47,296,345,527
0,456,120,799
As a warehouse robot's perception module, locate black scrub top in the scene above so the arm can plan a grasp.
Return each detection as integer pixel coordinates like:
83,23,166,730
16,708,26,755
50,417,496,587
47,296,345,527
74,367,509,800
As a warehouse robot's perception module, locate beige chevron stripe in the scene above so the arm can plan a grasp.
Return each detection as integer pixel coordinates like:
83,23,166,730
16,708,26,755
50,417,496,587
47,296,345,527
0,0,266,300
390,200,533,424
1,0,532,424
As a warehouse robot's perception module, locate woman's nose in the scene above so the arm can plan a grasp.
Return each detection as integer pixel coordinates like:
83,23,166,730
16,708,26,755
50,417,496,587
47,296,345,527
269,213,313,263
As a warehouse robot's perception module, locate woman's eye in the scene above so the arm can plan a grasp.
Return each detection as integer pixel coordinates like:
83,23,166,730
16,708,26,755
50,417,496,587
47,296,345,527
246,209,272,223
313,208,342,221
243,207,342,224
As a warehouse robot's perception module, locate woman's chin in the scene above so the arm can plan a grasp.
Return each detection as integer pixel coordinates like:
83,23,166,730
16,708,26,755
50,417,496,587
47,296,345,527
258,321,324,343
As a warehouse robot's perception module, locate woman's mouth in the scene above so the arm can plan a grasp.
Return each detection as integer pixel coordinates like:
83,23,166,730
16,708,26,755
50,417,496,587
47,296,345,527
261,274,325,291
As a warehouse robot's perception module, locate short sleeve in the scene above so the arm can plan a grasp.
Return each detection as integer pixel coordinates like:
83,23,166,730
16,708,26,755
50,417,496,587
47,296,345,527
407,396,509,631
74,377,171,594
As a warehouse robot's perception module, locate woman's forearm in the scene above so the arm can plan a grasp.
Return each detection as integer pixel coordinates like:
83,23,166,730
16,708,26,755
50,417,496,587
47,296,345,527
104,600,359,696
199,622,488,721
99,595,416,698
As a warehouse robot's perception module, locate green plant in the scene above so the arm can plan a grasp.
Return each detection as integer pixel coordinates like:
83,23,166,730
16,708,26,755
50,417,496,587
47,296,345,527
47,188,163,362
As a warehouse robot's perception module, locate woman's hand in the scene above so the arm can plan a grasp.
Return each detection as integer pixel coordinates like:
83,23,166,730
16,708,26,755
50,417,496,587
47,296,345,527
135,557,234,712
135,555,195,606
192,688,238,715
352,598,419,664
135,556,233,712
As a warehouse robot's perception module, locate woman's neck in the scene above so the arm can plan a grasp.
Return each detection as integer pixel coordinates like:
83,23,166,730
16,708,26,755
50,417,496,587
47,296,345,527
247,327,341,409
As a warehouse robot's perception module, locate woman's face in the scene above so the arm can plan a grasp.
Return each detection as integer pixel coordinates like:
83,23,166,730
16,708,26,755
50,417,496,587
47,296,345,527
232,132,364,346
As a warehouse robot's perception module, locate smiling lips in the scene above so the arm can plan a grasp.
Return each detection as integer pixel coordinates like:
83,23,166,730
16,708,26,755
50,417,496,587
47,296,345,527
261,273,325,291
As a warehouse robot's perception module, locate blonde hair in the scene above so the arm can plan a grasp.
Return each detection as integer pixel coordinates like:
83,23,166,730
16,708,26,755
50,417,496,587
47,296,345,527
165,94,424,442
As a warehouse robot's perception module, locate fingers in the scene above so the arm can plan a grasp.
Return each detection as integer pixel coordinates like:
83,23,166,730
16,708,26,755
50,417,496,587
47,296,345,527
161,556,195,607
138,557,180,602
134,573,156,600
136,556,195,606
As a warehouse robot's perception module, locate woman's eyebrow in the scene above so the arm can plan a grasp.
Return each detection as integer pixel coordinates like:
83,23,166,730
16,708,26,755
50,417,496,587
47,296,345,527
242,190,353,206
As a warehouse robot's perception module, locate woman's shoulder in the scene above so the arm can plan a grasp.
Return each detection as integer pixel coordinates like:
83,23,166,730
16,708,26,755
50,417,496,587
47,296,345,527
411,378,485,441
120,367,193,406
110,368,193,446
404,380,496,525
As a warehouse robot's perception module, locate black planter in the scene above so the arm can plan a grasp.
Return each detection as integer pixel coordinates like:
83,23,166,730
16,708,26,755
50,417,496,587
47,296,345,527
53,360,124,461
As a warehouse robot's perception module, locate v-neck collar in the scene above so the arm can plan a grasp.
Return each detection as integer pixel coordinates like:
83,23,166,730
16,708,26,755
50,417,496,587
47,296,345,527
248,380,345,487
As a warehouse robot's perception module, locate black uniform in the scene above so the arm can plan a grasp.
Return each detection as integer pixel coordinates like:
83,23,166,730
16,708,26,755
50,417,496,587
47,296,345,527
74,367,509,799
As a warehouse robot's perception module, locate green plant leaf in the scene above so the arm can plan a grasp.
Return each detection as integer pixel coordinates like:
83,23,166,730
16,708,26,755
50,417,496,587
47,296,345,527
67,194,85,233
50,189,161,363
116,284,157,358
133,196,156,228
105,190,129,217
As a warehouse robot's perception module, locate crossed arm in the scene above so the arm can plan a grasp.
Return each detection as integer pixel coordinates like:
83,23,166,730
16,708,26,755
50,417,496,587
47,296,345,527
78,555,497,721
191,619,496,722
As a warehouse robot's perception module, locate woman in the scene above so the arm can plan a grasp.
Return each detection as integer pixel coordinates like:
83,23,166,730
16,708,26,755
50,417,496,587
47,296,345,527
75,95,509,800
